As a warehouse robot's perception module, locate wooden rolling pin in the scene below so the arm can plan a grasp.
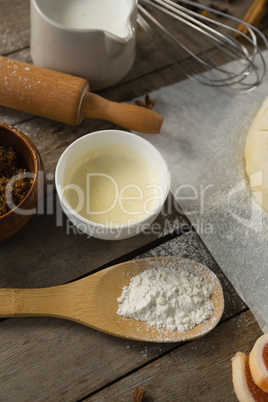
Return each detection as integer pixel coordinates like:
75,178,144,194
0,56,163,133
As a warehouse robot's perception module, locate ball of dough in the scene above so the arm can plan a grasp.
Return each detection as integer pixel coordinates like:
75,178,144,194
244,97,268,211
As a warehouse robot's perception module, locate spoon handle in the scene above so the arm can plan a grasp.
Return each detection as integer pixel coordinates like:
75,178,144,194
0,286,71,318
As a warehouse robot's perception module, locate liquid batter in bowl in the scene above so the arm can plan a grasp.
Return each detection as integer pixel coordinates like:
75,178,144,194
64,146,161,226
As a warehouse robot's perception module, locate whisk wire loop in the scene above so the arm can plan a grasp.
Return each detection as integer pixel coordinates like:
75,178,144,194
138,0,268,91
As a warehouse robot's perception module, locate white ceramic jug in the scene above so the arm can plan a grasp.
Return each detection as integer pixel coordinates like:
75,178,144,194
30,0,137,90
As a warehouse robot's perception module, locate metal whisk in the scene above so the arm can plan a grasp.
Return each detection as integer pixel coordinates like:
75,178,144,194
138,0,268,91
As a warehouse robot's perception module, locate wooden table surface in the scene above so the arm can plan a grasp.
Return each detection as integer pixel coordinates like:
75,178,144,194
1,1,268,401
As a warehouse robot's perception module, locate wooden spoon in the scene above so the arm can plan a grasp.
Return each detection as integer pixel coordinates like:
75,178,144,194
0,257,224,342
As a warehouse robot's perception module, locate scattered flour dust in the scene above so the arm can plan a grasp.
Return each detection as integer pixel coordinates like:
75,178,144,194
117,261,215,333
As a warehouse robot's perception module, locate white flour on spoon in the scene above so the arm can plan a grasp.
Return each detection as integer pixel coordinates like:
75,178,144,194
117,264,214,332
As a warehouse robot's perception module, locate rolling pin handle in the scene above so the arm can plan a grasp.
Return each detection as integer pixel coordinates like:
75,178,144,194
82,92,164,134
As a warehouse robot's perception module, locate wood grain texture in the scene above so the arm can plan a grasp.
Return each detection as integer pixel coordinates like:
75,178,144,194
86,310,263,402
0,56,89,125
0,0,30,55
0,192,189,288
0,56,163,132
0,257,224,343
0,233,248,402
0,0,267,401
82,92,164,133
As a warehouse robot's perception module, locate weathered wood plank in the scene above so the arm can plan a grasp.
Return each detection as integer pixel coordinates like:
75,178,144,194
1,1,266,143
86,310,262,402
0,192,189,288
0,1,267,402
0,232,248,401
0,0,30,55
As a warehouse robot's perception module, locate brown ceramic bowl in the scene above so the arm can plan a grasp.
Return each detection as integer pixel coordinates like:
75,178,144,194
0,121,44,242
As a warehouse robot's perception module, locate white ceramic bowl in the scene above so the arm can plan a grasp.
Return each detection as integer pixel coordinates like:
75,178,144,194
55,130,170,240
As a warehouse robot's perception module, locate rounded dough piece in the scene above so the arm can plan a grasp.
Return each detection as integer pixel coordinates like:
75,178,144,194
249,333,268,393
244,97,268,212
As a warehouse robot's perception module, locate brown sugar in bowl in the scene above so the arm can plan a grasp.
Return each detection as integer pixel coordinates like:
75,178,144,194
0,121,44,243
